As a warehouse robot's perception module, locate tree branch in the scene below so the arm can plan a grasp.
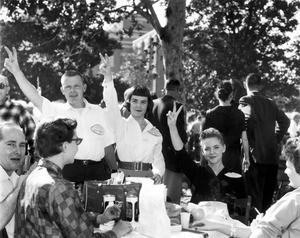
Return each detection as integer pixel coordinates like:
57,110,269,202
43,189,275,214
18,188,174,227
134,0,162,34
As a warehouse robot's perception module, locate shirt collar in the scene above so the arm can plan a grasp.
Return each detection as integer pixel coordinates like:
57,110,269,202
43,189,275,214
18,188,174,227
65,98,91,110
40,160,63,177
0,165,18,182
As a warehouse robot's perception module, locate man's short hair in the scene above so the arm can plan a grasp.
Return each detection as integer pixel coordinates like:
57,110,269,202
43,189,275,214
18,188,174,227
165,79,181,91
61,70,85,84
34,117,77,158
245,73,262,90
0,121,22,141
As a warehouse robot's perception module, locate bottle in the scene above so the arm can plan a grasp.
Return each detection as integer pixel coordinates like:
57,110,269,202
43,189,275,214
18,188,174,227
126,194,139,222
229,222,237,238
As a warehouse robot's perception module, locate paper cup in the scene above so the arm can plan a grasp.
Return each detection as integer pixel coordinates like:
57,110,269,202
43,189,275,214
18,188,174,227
180,212,191,229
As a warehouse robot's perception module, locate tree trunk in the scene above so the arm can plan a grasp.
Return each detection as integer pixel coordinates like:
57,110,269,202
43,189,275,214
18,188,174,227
160,0,186,83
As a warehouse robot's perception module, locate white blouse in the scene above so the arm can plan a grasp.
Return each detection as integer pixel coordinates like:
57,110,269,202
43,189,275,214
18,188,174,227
103,81,165,177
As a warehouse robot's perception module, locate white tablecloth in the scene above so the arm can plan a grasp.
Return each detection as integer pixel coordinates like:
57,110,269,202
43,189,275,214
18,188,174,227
95,227,228,238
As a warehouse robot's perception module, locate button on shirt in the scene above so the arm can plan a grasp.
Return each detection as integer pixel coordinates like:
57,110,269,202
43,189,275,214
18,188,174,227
40,98,115,161
0,166,19,238
103,81,165,177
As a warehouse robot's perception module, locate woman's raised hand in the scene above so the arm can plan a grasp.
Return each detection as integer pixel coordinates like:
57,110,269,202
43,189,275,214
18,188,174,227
99,53,112,82
167,102,183,128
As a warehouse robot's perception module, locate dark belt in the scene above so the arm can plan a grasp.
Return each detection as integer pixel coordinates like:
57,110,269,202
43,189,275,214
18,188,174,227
118,161,152,171
74,159,102,165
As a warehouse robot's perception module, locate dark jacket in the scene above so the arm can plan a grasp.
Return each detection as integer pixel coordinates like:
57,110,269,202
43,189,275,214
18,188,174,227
239,92,290,164
148,95,187,172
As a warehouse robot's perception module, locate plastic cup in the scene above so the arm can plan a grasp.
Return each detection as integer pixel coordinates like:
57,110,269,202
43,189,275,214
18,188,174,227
180,212,191,229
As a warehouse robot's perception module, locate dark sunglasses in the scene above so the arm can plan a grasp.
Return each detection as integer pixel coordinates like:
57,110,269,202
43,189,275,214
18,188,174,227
0,83,9,90
71,138,83,145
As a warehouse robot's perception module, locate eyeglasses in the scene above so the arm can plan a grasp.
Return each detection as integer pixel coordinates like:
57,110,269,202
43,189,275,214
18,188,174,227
71,138,83,145
0,83,9,90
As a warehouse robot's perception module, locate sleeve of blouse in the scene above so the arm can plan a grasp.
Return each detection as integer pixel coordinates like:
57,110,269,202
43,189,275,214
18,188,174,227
151,136,165,177
252,193,300,238
175,148,200,183
102,81,123,134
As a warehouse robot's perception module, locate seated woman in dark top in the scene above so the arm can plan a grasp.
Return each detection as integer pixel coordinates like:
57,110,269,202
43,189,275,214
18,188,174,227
167,103,246,206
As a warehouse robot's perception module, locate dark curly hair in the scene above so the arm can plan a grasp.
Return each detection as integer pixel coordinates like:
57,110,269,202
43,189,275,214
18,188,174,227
34,117,77,158
284,137,300,174
216,80,234,102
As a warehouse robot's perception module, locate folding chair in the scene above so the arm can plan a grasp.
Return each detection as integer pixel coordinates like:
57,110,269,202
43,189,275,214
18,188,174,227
231,196,252,225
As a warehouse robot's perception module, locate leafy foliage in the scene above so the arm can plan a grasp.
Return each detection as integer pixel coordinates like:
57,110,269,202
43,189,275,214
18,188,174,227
184,0,300,111
0,0,123,101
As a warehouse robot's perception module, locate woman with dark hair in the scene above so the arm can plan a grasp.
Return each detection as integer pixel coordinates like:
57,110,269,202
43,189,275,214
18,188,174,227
100,54,165,184
203,80,249,173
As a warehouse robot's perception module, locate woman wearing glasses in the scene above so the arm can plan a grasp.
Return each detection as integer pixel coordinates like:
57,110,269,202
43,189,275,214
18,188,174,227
14,117,133,238
99,54,165,184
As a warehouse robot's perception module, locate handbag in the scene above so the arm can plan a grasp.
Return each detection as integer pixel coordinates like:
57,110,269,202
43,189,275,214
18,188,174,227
82,180,142,220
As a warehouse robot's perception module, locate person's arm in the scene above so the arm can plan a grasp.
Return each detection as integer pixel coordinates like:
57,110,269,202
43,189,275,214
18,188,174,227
176,102,188,144
4,47,43,111
99,54,122,133
0,175,27,230
151,136,165,184
48,182,132,238
193,220,251,238
241,130,250,172
104,144,118,172
167,103,184,151
275,109,290,143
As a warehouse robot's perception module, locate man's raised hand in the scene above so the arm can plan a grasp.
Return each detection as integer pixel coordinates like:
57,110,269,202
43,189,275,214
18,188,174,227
4,46,21,75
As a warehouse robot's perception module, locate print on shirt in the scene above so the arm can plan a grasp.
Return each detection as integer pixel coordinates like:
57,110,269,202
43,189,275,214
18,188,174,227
90,124,105,135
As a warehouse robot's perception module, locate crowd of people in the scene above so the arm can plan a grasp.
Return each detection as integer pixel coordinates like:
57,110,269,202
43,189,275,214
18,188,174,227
0,45,300,238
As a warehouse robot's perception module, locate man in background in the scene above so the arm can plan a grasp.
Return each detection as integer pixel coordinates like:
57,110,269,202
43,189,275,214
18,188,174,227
149,79,187,204
239,73,290,213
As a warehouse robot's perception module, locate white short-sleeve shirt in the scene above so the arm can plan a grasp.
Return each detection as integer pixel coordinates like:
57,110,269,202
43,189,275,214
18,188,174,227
40,98,115,161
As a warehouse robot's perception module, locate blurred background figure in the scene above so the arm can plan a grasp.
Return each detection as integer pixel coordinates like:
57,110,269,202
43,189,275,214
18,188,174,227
288,112,300,138
120,86,134,119
188,113,203,162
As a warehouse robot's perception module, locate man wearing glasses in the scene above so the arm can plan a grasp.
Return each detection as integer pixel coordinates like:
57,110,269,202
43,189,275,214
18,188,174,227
148,79,188,204
0,75,36,171
3,47,115,186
